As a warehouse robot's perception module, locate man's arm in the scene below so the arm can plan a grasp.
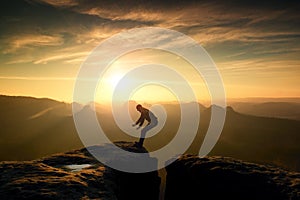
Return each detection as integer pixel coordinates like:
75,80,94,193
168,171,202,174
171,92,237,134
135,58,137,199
135,114,145,127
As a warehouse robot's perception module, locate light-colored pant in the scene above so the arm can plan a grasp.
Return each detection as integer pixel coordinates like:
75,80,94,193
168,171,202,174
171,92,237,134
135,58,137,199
141,112,158,139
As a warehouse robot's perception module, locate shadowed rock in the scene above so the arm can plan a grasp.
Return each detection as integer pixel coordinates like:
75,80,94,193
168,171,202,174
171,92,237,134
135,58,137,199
165,155,300,200
0,142,160,200
2,142,298,200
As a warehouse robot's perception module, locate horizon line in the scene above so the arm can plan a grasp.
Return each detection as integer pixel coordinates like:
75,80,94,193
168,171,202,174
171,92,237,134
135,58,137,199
1,94,300,104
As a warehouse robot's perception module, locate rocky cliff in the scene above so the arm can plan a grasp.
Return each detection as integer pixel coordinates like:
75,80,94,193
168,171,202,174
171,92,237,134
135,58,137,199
1,143,299,200
0,142,160,200
165,155,300,200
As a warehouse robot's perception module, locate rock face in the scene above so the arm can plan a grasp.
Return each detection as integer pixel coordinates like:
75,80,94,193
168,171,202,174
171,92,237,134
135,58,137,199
0,142,160,200
165,155,300,200
101,142,161,200
2,143,299,200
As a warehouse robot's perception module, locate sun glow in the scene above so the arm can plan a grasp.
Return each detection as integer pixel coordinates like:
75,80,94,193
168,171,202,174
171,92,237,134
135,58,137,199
94,49,211,104
131,85,178,102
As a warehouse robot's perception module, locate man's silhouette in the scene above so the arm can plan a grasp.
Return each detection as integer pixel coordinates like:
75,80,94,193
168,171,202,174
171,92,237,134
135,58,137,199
132,104,158,147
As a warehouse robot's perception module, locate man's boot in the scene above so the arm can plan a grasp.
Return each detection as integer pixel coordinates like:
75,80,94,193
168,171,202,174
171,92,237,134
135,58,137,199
135,138,144,148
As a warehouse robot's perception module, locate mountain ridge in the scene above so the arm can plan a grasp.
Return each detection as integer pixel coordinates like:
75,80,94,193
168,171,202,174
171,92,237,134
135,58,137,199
0,95,299,172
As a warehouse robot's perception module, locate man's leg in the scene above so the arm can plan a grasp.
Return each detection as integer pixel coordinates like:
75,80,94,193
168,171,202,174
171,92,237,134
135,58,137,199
137,127,147,147
137,120,158,147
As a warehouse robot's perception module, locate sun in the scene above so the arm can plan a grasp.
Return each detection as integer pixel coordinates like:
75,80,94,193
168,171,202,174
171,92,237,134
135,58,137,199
109,73,124,88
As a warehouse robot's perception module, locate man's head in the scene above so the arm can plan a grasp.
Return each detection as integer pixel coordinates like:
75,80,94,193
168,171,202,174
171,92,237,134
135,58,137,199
136,104,142,112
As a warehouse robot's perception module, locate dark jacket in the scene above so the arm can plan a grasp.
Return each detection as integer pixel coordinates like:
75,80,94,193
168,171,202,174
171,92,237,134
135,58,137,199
135,107,151,126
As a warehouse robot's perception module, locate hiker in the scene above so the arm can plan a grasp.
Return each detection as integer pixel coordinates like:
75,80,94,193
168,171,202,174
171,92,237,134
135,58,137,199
132,104,158,147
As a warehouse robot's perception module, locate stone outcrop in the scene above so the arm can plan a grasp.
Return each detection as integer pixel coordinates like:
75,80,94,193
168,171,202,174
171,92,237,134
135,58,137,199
0,142,160,200
165,155,300,200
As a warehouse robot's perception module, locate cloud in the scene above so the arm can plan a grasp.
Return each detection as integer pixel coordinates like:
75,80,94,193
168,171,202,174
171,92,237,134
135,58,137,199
5,59,34,65
3,34,64,54
33,51,89,64
0,76,74,81
0,0,299,100
52,0,300,63
38,0,78,7
0,0,160,64
1,0,299,67
218,59,300,76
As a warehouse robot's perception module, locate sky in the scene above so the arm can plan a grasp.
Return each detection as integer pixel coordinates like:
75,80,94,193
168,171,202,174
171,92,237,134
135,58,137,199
0,0,299,103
